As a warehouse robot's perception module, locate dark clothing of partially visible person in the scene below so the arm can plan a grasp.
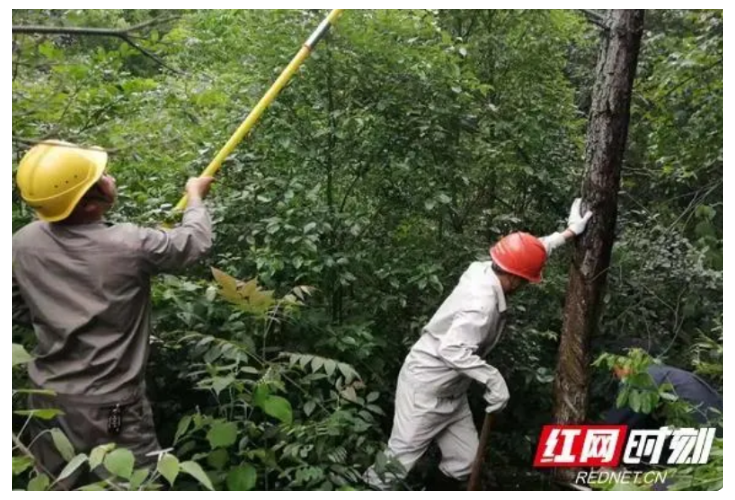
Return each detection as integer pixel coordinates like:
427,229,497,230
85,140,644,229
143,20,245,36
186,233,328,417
603,365,722,433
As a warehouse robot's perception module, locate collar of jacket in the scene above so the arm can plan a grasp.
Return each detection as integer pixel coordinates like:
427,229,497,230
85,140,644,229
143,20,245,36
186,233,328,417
483,261,507,313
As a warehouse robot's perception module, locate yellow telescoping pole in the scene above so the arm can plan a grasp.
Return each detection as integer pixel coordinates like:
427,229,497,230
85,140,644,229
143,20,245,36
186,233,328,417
173,9,345,212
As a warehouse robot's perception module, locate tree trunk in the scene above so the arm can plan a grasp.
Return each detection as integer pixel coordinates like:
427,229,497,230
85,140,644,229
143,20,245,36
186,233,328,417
552,9,644,479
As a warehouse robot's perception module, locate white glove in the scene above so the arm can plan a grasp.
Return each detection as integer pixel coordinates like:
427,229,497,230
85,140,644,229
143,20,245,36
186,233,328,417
483,371,510,414
567,198,593,236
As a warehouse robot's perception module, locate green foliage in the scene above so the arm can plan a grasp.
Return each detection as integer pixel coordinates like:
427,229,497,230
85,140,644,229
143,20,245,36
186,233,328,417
691,318,722,386
592,343,723,491
663,317,724,491
594,349,671,415
12,8,722,490
11,341,207,491
12,344,33,366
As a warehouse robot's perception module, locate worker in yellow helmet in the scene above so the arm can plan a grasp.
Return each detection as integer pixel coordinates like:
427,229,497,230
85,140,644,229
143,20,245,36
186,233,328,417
12,140,214,486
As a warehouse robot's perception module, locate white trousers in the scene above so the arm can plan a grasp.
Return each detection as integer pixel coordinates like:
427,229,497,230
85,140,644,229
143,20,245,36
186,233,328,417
364,367,478,489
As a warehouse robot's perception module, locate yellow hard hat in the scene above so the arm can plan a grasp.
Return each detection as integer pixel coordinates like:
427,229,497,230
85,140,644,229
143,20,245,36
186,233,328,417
15,140,108,222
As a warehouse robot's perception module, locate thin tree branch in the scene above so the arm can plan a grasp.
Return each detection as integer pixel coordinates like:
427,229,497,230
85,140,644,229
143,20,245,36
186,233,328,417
579,9,607,29
76,99,119,135
12,16,183,74
118,34,183,75
658,286,689,358
12,134,183,156
667,179,722,231
662,58,722,98
463,15,477,39
12,136,123,154
12,38,21,81
12,15,179,37
39,85,80,140
120,16,182,34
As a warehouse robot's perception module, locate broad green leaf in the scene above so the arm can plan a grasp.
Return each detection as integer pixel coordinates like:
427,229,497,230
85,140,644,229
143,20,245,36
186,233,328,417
341,386,358,403
130,467,149,490
203,346,223,364
180,461,214,491
324,359,337,377
210,375,235,396
629,373,655,389
226,464,257,491
78,482,107,491
75,483,107,491
174,415,192,444
51,428,75,462
660,391,679,402
303,400,316,417
207,421,238,448
253,384,269,407
103,448,135,479
629,391,642,413
28,473,50,491
157,454,179,486
640,392,656,414
298,354,314,369
58,453,88,481
12,344,33,366
337,362,359,383
38,41,60,59
13,456,34,475
311,356,324,372
207,448,230,470
263,395,293,425
89,443,116,470
367,404,384,415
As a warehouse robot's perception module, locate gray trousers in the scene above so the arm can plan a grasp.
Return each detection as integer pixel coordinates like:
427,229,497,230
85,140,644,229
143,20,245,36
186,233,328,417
27,388,160,489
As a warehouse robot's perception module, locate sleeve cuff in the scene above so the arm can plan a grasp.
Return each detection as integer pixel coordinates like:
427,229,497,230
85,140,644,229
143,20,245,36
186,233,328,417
540,231,565,256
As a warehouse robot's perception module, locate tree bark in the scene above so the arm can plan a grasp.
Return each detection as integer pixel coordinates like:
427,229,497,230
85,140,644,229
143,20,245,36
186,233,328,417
552,9,644,479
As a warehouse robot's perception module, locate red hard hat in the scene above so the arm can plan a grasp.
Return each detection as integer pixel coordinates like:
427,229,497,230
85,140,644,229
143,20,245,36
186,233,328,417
490,232,547,283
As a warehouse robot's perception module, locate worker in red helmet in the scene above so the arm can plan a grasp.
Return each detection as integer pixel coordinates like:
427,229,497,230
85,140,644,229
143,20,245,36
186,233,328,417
365,199,592,490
